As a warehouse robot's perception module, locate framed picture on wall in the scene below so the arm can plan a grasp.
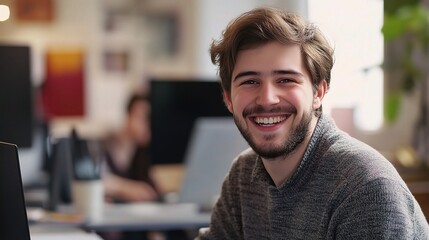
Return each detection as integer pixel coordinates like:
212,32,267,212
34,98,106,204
42,49,85,118
103,50,129,73
100,0,194,76
14,0,54,21
144,12,180,61
139,5,193,76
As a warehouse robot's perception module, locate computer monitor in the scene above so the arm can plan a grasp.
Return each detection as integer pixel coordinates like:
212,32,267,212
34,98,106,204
0,142,31,240
0,45,33,148
149,79,231,165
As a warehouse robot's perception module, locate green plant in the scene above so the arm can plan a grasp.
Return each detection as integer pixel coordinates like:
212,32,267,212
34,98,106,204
381,1,429,123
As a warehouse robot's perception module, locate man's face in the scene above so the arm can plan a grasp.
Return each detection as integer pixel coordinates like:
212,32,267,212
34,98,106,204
224,42,325,160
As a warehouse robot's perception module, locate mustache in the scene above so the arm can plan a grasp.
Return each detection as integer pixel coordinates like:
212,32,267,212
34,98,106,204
242,105,297,118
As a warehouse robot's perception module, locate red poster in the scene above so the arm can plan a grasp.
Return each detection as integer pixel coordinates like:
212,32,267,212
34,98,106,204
42,50,85,119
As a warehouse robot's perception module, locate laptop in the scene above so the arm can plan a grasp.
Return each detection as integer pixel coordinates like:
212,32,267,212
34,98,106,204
177,117,249,211
0,141,31,240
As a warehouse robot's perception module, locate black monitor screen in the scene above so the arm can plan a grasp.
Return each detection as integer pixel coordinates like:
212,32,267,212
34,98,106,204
0,142,31,240
150,79,231,165
0,45,33,148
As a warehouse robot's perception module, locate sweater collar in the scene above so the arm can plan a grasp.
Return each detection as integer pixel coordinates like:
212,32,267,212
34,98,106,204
251,114,330,190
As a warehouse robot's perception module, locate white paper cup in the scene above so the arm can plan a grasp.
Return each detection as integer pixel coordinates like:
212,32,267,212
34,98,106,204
72,180,104,222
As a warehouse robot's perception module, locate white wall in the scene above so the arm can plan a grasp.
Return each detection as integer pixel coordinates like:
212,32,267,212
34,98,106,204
195,0,308,78
195,0,259,78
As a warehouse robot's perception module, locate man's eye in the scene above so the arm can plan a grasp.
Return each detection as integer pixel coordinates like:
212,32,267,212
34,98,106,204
242,80,258,85
279,79,294,83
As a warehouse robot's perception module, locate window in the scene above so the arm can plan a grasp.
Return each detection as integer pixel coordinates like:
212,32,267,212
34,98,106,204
308,0,384,131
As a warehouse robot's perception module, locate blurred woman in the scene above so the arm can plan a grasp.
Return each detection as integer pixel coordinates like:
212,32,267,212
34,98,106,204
103,93,159,203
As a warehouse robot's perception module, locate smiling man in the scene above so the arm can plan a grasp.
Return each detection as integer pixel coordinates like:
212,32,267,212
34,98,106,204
229,42,323,187
197,7,429,240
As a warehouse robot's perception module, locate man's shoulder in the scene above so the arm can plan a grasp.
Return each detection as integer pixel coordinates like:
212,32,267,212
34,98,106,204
314,123,405,190
328,136,397,177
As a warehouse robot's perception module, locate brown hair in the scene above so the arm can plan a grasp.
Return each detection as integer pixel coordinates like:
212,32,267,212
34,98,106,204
210,7,334,115
126,93,149,114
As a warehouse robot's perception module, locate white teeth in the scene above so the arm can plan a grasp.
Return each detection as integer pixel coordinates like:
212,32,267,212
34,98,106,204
255,116,286,125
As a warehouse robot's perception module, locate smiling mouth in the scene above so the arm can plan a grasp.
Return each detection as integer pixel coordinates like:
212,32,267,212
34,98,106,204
253,115,288,126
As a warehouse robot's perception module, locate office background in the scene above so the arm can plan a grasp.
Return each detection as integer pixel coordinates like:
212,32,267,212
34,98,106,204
0,0,428,221
0,0,309,185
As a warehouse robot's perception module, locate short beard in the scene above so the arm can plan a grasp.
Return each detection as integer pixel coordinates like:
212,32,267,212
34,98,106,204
233,107,313,160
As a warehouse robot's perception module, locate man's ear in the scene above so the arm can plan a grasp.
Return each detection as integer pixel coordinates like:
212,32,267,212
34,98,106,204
313,80,328,110
223,91,233,113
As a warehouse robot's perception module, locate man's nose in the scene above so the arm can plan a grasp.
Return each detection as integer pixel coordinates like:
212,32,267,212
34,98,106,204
256,83,280,106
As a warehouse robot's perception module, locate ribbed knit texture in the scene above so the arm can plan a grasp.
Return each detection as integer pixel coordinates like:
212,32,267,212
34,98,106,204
197,114,429,239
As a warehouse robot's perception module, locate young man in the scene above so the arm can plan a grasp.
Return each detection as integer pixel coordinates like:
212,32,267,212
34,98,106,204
197,7,429,239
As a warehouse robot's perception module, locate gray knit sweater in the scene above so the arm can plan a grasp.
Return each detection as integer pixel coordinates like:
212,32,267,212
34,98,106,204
197,115,429,239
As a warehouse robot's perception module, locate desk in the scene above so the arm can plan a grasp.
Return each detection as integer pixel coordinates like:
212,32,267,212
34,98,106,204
30,224,102,240
83,202,211,232
29,202,211,233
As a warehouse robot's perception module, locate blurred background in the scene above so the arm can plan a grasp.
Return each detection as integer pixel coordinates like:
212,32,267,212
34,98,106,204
0,0,429,222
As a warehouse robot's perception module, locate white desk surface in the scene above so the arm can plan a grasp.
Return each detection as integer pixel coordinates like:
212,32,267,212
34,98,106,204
84,202,211,232
30,224,102,240
31,232,102,240
29,202,211,232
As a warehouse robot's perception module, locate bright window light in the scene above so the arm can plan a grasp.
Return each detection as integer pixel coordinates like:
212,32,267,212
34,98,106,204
308,0,384,131
0,5,10,22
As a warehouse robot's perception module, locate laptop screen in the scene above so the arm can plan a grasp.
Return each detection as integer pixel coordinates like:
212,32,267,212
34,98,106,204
0,142,31,240
178,117,248,211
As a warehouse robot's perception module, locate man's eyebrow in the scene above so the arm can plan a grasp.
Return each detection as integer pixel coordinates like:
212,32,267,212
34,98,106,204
233,69,304,81
233,71,260,81
273,69,304,77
